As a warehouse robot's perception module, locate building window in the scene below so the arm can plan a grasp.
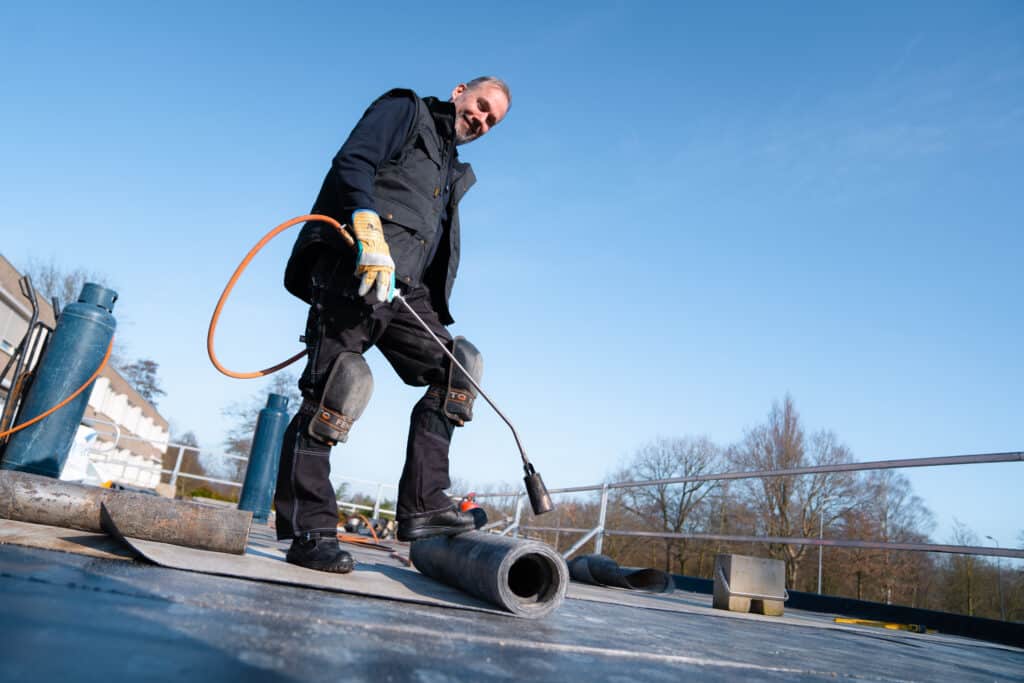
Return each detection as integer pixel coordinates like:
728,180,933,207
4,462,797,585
0,304,29,355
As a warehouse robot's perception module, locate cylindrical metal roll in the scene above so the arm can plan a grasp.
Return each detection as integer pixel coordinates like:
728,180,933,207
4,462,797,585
409,531,569,618
0,470,252,554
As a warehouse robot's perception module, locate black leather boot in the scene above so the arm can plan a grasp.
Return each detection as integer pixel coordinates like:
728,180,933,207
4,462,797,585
286,532,355,574
397,507,481,542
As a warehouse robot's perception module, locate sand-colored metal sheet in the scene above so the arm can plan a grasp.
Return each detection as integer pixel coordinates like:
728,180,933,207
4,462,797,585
0,518,135,561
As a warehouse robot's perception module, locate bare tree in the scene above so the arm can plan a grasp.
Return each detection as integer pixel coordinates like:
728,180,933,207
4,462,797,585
729,395,856,587
118,358,166,406
612,436,721,574
22,258,131,366
868,470,934,604
546,495,603,556
218,373,302,480
23,258,114,311
161,429,205,497
173,430,200,448
833,471,935,603
946,519,980,616
551,393,1010,614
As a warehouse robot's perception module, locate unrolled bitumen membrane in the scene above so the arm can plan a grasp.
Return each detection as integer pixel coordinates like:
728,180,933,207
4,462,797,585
408,530,569,618
0,470,251,554
568,553,675,593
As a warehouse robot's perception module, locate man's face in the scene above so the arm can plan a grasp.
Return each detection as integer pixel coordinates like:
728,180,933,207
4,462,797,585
450,83,509,146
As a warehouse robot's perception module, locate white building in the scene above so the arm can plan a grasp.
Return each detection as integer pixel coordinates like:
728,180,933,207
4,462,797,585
0,254,169,488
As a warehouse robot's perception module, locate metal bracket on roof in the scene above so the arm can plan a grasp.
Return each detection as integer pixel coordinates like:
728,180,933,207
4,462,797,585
716,565,789,602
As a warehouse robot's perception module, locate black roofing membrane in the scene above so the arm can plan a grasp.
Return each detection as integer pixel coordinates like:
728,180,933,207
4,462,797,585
1,518,1021,682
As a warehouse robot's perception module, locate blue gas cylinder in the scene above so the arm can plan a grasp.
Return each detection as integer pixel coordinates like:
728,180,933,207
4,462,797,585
1,283,117,477
238,393,290,523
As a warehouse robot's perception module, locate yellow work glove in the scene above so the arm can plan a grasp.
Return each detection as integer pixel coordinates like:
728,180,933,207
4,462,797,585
351,209,395,303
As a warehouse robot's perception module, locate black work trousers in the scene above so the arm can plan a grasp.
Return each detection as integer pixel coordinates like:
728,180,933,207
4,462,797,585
274,255,460,540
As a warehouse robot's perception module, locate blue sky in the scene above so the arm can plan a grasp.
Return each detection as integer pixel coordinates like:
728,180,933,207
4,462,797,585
1,2,1021,548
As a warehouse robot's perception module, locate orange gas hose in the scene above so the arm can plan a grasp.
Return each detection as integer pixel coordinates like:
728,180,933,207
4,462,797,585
207,214,355,379
0,338,113,440
334,512,402,552
356,512,380,543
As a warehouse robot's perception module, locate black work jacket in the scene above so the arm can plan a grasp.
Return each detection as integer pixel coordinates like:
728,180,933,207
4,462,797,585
284,89,476,325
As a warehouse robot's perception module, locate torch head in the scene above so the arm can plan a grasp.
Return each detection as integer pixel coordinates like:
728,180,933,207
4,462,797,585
523,464,554,515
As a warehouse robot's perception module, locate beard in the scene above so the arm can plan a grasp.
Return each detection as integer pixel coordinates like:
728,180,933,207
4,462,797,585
453,114,480,146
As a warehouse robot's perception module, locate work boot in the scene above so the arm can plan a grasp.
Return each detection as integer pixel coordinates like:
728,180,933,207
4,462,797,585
397,507,481,542
286,532,355,574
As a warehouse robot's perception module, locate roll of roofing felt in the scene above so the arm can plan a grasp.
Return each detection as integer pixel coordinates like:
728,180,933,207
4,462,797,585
0,470,252,554
409,531,569,618
568,554,675,593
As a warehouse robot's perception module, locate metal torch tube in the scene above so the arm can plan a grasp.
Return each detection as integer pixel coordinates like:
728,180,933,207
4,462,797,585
393,292,533,468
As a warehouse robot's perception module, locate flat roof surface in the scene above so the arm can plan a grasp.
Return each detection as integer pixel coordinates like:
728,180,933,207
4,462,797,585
1,520,1021,682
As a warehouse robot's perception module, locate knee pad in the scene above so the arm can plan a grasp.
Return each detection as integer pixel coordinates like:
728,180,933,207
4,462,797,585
307,352,373,445
443,336,483,427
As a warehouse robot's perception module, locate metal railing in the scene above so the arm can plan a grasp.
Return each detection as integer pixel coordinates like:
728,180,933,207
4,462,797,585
78,422,1022,565
334,476,398,519
162,441,247,489
473,450,1024,561
81,427,399,518
80,426,247,491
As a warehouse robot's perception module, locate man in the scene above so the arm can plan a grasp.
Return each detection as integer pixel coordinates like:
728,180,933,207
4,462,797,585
275,77,511,573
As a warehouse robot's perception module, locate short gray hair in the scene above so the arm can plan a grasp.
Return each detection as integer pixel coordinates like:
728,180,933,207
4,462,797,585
465,76,511,106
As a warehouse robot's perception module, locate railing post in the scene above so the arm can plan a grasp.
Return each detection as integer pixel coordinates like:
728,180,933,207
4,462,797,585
512,493,523,539
373,483,383,519
553,505,561,552
594,484,609,554
561,526,603,559
169,445,186,494
817,511,825,594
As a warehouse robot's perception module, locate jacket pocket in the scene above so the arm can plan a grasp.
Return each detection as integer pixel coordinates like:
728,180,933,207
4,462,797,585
414,132,443,168
377,198,418,228
377,198,436,240
376,199,435,284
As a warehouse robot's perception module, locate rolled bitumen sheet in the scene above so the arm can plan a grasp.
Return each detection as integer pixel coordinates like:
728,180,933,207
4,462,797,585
0,470,251,554
568,554,675,593
409,531,569,618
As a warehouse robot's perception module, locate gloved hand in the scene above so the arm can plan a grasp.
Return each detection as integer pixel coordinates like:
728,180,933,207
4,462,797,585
350,209,395,303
